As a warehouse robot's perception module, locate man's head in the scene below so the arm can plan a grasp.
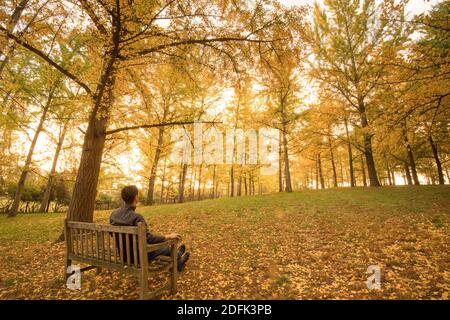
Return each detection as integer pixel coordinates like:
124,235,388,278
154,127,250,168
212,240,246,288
121,185,139,206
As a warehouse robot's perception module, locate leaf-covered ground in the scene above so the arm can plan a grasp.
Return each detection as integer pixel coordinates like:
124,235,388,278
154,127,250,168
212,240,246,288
0,186,449,300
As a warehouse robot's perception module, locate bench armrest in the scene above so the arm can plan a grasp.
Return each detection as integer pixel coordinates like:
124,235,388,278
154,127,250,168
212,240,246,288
146,239,177,252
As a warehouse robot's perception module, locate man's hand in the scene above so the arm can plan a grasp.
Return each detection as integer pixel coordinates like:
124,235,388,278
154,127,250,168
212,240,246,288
165,233,181,241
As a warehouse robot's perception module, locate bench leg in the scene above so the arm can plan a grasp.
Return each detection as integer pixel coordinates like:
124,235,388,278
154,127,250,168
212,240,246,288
170,242,178,295
139,269,149,300
64,258,72,282
139,277,148,300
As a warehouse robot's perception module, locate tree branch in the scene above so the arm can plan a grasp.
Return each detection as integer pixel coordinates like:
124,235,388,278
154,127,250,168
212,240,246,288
104,121,222,135
78,0,108,35
0,25,92,95
126,36,283,59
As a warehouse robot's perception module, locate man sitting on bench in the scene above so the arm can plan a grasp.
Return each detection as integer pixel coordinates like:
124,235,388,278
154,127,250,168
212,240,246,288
110,185,190,272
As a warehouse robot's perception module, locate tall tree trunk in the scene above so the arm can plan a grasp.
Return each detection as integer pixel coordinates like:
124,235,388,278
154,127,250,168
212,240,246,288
338,154,344,186
278,141,283,192
146,127,164,205
243,170,248,196
67,47,119,222
200,179,205,199
165,181,171,203
315,156,319,189
189,166,196,200
178,163,188,203
328,136,338,187
386,165,392,186
344,119,355,187
404,134,420,185
229,165,234,197
8,85,55,217
237,166,242,196
211,164,217,198
215,181,219,198
279,101,293,193
359,106,380,187
253,176,256,195
197,164,203,200
317,153,325,189
429,135,445,185
160,160,167,204
360,154,367,187
39,120,68,212
307,168,312,189
282,129,292,192
404,162,413,185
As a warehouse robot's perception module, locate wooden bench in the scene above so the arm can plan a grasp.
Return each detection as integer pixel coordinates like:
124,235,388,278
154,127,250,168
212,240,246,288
64,219,178,299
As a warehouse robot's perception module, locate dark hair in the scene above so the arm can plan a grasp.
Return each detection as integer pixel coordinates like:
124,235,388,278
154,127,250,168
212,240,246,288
121,185,139,204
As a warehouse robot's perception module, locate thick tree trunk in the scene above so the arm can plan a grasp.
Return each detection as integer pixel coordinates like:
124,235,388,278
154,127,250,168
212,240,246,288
67,114,108,221
39,121,68,212
8,85,55,217
359,108,380,187
146,127,164,205
429,135,445,185
67,50,118,222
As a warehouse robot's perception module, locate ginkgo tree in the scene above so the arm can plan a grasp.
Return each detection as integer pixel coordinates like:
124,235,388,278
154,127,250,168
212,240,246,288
1,0,303,222
307,0,412,187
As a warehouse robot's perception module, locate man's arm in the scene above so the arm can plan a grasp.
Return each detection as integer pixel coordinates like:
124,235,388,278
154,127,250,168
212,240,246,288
146,231,166,244
134,214,180,244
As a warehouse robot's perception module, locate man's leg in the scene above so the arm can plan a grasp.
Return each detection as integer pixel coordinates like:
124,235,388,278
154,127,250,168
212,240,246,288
147,246,183,261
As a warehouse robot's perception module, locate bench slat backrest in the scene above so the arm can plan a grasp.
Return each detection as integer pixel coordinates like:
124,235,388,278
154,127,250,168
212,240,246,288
65,221,145,269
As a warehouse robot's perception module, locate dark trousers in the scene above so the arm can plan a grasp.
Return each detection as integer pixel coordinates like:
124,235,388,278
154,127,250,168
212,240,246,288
148,248,183,267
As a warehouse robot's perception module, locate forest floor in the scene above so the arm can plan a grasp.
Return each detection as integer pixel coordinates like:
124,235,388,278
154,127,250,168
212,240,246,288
0,186,449,300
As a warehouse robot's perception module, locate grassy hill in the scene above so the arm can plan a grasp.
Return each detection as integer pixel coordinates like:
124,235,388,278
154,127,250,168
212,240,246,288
0,186,449,299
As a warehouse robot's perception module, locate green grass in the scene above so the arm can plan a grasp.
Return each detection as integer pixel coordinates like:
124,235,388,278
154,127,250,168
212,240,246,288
0,185,449,299
1,185,448,243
